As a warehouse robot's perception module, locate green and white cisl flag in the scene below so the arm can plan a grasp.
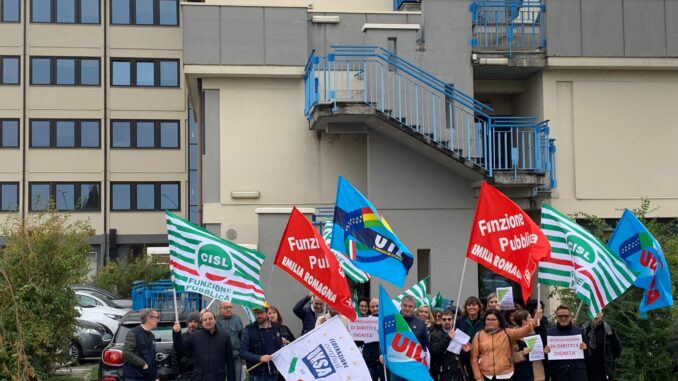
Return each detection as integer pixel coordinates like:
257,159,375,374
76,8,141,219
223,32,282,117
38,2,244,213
272,316,371,381
166,211,267,309
393,276,430,308
322,221,371,283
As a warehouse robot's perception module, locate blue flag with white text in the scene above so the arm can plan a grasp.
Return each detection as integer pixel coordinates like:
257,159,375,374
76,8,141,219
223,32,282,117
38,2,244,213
378,285,433,381
608,209,673,318
331,176,413,287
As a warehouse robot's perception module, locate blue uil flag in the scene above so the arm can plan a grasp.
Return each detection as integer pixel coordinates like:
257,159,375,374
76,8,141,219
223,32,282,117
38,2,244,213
378,285,433,381
608,209,673,318
331,176,413,288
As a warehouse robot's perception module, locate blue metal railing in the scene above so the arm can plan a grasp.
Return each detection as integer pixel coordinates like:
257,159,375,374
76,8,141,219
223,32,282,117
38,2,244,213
470,0,545,56
131,280,202,311
304,45,555,186
394,0,420,11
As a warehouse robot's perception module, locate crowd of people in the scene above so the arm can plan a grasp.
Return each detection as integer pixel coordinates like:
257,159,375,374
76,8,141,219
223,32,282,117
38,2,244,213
121,292,621,381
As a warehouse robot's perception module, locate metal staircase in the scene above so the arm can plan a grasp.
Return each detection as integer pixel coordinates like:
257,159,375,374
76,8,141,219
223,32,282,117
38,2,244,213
304,45,556,192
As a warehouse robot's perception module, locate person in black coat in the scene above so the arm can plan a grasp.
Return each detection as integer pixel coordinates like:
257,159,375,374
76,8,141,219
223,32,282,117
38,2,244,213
174,311,201,380
389,295,429,381
363,298,385,381
292,292,325,336
544,305,588,381
240,306,284,381
123,308,160,381
172,310,236,381
429,309,465,381
582,310,622,381
454,296,484,381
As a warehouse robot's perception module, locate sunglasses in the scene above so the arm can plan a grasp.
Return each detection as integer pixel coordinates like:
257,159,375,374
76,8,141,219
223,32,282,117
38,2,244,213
442,318,453,321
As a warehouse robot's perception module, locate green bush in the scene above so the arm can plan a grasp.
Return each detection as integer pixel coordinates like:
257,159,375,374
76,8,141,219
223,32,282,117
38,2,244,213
550,200,678,381
93,254,170,298
0,209,93,380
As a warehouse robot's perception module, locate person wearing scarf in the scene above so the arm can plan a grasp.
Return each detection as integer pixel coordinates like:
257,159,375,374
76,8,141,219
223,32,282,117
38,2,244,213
470,308,543,381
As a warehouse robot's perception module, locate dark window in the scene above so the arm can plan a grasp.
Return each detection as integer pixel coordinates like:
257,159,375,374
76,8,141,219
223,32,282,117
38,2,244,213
111,119,179,148
111,58,179,88
32,0,100,24
417,249,430,290
1,56,20,84
111,182,180,211
1,0,21,22
111,0,178,26
0,119,19,148
30,119,100,148
30,57,101,86
0,183,18,211
30,182,101,211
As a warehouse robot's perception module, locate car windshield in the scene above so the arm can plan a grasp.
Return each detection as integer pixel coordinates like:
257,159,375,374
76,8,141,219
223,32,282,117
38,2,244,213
115,324,180,344
87,291,123,308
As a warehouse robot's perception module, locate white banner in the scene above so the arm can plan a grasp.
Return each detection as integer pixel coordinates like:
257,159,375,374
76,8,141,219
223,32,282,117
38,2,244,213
348,316,379,343
272,316,371,381
547,335,584,360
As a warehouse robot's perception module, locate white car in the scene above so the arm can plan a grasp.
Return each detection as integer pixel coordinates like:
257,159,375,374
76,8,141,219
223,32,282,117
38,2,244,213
76,295,130,334
75,290,132,310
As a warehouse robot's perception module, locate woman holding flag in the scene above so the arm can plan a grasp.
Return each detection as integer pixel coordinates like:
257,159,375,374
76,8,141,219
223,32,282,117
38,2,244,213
470,308,543,381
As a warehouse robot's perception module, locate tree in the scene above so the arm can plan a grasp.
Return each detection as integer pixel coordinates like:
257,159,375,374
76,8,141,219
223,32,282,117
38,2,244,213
0,209,93,380
93,253,170,298
549,200,677,381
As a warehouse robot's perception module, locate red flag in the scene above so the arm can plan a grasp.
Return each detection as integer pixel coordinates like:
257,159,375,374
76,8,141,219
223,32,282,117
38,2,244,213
466,182,550,302
274,207,357,321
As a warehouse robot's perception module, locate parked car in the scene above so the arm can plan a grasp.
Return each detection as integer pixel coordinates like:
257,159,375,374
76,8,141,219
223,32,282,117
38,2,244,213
99,310,189,381
70,319,113,364
71,284,133,308
77,303,127,334
75,290,132,310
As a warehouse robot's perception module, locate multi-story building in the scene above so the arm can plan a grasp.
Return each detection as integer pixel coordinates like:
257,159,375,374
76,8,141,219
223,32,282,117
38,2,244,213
182,0,678,332
0,0,188,272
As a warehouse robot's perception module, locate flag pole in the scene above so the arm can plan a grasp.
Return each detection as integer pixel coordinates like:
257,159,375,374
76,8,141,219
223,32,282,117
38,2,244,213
205,297,217,311
573,300,584,323
535,282,541,327
451,257,468,331
172,287,179,322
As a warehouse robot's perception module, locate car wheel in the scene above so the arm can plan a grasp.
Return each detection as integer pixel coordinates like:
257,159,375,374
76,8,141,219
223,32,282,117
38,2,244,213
68,342,82,365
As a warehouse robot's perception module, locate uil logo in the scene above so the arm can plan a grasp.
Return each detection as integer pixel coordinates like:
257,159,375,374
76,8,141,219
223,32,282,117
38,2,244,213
196,243,235,282
566,235,596,264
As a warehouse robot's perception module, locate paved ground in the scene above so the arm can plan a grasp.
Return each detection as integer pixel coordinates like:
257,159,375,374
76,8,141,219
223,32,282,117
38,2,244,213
54,361,97,380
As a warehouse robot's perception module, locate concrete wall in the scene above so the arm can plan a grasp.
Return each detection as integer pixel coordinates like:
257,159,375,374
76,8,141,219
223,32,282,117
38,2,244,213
546,0,678,57
543,69,678,217
199,76,367,244
184,5,308,66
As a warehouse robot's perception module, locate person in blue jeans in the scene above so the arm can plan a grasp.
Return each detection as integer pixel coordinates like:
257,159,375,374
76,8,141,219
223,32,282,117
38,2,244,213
241,306,284,381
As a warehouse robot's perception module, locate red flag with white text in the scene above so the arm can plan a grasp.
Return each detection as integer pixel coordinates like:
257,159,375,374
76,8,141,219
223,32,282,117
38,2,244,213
466,182,551,302
274,207,357,321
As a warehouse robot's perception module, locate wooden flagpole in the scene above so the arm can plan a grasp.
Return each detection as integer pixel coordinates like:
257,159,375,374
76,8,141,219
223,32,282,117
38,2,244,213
451,257,468,331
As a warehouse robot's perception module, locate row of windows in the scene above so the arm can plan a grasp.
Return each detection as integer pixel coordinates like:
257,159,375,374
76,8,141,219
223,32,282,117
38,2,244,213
0,0,179,25
1,57,180,87
0,119,181,149
1,56,19,84
32,0,99,24
0,181,181,212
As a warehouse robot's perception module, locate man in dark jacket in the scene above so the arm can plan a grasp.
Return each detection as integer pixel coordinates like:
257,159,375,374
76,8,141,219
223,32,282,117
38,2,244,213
429,309,466,381
292,292,325,335
544,305,588,381
582,310,622,381
174,311,200,380
217,301,244,381
389,295,429,381
172,310,236,381
240,306,284,381
123,308,160,381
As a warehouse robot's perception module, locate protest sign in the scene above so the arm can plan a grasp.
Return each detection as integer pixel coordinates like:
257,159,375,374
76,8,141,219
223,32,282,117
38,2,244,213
497,287,514,310
446,329,470,355
524,334,545,361
547,335,584,360
348,316,379,343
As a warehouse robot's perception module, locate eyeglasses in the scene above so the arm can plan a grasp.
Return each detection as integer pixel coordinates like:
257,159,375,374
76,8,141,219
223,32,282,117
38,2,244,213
149,315,160,320
485,317,498,322
557,314,571,319
441,318,453,321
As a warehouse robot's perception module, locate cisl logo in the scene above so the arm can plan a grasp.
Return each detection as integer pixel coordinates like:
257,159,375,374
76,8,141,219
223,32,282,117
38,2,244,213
196,243,235,282
566,235,596,264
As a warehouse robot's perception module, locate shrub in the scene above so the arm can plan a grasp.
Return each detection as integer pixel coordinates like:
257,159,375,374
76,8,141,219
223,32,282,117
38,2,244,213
93,254,170,298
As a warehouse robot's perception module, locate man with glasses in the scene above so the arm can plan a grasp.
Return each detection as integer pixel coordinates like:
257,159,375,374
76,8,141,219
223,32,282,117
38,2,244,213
217,301,244,381
544,305,588,381
429,309,466,381
172,310,237,381
123,308,160,381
